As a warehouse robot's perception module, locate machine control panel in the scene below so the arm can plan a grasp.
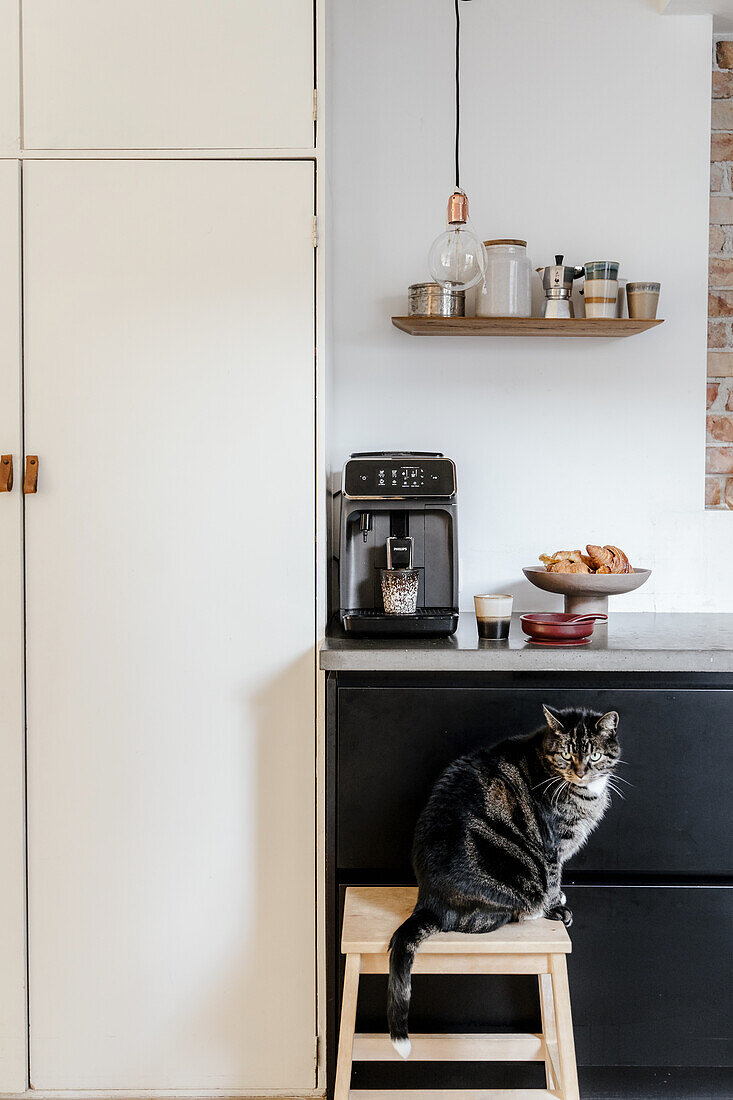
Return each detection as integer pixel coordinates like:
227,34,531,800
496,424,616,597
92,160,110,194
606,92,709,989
344,456,456,498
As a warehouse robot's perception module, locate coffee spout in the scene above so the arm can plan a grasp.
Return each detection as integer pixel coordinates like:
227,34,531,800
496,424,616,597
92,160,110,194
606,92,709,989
360,511,372,543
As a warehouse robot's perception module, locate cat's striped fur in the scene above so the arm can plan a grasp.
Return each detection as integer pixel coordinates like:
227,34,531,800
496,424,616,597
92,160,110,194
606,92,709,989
387,705,621,1056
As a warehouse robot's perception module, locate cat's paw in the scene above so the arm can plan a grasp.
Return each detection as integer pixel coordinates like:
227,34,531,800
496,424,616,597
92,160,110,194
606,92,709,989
547,904,573,927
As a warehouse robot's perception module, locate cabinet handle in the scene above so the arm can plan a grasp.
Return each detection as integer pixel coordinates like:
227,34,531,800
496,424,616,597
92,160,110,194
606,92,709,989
23,455,38,494
0,455,12,492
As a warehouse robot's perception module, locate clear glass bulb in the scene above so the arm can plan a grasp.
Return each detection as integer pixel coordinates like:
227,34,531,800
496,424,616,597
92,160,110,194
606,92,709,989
428,221,487,292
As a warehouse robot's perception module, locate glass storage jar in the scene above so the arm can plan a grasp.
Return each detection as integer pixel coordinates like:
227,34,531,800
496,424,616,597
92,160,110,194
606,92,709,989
475,239,532,317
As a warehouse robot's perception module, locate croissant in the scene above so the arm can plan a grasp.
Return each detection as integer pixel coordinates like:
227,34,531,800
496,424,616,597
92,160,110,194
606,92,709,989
541,550,574,565
547,559,592,574
586,544,614,571
541,543,632,576
541,549,588,566
606,545,631,574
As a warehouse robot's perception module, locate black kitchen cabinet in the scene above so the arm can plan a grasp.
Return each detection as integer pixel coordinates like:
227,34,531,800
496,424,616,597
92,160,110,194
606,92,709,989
327,671,733,1099
566,886,732,1067
338,683,733,876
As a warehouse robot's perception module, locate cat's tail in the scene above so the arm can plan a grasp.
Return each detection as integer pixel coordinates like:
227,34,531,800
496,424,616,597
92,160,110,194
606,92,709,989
387,906,440,1058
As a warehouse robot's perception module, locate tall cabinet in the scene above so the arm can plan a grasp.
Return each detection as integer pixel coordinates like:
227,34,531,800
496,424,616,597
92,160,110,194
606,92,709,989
0,3,321,1095
0,161,24,1095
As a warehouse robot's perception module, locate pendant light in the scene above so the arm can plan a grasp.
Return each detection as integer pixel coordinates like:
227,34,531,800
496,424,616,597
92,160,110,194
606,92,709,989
427,0,486,291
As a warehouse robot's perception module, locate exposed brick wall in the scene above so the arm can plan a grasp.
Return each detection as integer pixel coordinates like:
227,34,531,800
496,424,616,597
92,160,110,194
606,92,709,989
707,37,733,508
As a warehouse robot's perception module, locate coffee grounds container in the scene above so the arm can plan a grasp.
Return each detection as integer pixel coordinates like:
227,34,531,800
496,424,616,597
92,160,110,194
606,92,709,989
338,451,459,635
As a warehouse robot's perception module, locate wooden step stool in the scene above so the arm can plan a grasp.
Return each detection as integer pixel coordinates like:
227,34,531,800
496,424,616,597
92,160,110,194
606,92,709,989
336,886,579,1100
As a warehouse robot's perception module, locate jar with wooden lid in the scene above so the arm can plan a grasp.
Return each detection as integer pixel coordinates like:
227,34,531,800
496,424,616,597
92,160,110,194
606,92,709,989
475,239,532,317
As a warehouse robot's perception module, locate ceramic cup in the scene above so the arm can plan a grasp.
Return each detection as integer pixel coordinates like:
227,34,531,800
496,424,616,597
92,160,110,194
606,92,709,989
618,278,628,317
583,278,619,318
583,277,618,298
584,260,620,281
585,301,618,318
626,281,660,320
381,569,419,614
474,594,513,640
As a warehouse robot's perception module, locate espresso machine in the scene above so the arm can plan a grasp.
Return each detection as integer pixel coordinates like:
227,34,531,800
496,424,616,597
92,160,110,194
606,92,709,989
338,451,459,635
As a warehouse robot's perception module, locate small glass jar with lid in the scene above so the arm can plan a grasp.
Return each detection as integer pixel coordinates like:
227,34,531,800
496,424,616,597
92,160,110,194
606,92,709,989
475,239,532,318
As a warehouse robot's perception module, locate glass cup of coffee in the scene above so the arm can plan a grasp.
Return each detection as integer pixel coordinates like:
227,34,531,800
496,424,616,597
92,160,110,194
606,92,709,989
474,594,513,639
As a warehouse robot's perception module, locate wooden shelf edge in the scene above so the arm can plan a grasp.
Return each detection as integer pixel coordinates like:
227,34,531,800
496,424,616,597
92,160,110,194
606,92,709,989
391,316,664,338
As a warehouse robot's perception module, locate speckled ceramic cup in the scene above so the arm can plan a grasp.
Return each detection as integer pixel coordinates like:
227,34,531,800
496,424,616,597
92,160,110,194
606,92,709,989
381,569,419,614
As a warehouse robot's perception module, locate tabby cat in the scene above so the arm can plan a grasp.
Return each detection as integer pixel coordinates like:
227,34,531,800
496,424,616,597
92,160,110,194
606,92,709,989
387,704,621,1057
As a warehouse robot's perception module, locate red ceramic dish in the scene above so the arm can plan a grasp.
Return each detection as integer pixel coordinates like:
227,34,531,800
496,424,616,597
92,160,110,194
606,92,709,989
520,612,607,641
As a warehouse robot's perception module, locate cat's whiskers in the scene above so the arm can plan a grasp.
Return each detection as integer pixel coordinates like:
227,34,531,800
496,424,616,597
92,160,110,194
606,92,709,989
608,772,634,787
552,779,569,808
535,773,562,791
532,776,559,792
605,778,626,801
542,777,565,802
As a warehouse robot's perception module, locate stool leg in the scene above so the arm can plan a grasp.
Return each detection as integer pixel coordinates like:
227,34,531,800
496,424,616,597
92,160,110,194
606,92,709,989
549,953,579,1100
335,953,360,1100
538,971,558,1091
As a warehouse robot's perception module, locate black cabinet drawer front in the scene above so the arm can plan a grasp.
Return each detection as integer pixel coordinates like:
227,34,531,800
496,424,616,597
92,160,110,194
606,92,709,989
336,883,732,1069
337,687,733,874
567,885,733,1067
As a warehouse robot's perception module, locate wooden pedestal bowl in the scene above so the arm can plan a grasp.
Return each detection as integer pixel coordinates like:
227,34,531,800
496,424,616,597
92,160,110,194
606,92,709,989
522,566,652,615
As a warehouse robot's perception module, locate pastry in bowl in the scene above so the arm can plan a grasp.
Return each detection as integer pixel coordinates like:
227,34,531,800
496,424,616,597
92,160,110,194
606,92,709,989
528,542,648,612
585,545,631,574
541,544,632,576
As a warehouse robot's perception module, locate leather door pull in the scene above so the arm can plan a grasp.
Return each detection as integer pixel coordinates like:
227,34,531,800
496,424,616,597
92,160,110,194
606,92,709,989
24,455,38,494
0,454,12,492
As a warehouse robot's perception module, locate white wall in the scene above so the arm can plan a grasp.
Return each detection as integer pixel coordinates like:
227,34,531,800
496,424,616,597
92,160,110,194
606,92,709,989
328,0,725,613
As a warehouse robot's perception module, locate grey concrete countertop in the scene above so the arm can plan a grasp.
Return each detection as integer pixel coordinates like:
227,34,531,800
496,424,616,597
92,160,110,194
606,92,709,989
319,613,733,672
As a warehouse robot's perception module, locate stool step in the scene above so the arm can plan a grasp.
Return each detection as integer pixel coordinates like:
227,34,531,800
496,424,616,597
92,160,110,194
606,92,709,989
359,952,550,975
342,887,571,954
353,1032,546,1062
350,1090,556,1099
337,889,579,1100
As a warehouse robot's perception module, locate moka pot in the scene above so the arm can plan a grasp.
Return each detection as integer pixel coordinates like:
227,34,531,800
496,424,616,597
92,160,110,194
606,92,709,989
536,254,584,318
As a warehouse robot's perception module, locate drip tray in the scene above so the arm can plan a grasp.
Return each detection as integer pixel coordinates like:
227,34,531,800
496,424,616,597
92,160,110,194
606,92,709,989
341,608,459,636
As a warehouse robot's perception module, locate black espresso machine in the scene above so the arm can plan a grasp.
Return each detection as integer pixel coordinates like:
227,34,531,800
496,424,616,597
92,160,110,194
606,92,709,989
338,451,459,635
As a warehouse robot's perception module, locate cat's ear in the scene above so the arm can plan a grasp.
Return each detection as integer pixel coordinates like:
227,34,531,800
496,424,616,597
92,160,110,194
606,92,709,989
542,704,565,734
596,710,619,735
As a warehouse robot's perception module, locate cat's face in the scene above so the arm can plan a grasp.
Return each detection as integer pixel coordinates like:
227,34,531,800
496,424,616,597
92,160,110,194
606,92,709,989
541,705,620,786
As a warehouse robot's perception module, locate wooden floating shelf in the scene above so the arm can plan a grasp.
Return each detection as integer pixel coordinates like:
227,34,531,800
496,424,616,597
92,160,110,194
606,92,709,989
391,316,664,338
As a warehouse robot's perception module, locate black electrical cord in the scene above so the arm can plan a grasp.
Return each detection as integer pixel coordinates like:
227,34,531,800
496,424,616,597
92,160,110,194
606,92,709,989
454,0,460,190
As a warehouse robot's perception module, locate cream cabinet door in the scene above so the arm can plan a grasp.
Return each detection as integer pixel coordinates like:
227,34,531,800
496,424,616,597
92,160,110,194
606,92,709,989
22,0,314,150
0,162,26,1093
0,0,19,153
24,160,316,1089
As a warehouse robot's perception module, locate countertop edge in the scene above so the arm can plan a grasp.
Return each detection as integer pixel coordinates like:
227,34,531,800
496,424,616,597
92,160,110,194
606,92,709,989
319,650,733,672
319,614,733,672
